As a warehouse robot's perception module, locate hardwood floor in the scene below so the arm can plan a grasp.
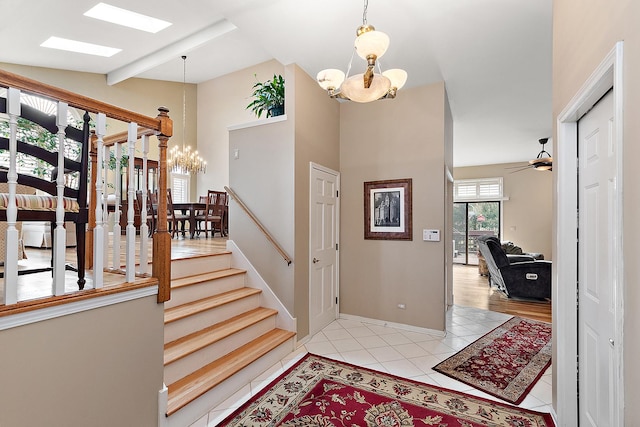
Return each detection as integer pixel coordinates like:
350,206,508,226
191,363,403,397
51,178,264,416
452,264,551,323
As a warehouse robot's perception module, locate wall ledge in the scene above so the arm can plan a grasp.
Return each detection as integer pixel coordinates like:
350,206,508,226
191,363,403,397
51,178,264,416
228,114,287,131
0,284,158,331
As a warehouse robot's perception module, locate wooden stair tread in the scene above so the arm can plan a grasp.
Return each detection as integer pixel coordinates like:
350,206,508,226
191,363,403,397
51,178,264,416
164,307,278,365
166,328,296,416
171,251,232,262
164,287,262,324
171,268,246,290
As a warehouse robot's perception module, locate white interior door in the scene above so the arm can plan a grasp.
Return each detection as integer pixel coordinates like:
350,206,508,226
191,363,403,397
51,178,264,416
578,90,618,427
309,164,339,336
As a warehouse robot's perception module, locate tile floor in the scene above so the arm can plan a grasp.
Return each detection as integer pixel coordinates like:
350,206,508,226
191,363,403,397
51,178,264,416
190,304,554,426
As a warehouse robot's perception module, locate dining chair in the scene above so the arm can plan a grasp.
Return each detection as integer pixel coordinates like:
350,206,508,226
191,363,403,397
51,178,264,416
146,189,158,237
167,188,190,238
195,190,225,238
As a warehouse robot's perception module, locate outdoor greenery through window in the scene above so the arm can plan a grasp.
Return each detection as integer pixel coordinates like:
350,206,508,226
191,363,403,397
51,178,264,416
453,178,503,265
0,91,84,188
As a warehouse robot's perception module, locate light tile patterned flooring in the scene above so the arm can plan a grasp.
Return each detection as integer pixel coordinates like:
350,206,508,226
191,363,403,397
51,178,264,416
190,304,553,426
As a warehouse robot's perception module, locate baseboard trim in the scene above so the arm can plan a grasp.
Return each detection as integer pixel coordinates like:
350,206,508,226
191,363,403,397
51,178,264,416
339,313,445,337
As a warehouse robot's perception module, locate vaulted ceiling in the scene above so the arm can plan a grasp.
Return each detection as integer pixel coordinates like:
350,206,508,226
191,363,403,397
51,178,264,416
0,0,552,167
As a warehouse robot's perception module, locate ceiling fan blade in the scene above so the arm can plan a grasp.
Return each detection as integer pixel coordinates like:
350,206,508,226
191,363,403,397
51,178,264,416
509,166,534,173
504,164,530,169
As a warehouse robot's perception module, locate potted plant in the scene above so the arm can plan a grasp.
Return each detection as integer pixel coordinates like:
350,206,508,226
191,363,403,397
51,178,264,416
246,74,285,118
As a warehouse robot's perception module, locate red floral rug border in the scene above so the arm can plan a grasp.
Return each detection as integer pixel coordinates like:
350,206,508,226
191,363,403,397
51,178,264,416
219,352,555,426
433,316,552,405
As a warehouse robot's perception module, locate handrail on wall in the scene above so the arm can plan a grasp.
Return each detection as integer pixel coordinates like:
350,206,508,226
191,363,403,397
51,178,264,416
224,186,292,266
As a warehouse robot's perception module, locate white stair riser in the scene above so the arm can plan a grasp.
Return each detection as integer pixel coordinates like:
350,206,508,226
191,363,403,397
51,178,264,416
171,254,231,279
164,295,261,344
164,315,277,385
165,273,246,309
165,337,296,427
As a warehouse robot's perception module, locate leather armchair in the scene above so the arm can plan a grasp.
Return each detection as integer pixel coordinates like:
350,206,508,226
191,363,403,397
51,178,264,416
477,235,551,300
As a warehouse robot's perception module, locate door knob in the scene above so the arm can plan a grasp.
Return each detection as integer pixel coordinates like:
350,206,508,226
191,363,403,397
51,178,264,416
312,258,320,263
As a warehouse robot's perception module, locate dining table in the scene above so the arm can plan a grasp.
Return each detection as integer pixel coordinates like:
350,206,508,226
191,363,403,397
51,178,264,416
172,202,206,238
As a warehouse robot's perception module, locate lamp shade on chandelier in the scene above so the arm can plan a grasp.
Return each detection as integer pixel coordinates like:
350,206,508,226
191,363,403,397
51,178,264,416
316,0,407,102
169,55,206,174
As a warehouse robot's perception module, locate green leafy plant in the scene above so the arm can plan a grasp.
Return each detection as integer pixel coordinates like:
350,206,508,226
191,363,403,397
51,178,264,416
0,117,128,180
246,74,285,118
0,117,82,179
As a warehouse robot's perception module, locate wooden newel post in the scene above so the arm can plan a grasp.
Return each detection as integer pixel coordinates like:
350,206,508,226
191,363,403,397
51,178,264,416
154,106,172,303
86,132,97,269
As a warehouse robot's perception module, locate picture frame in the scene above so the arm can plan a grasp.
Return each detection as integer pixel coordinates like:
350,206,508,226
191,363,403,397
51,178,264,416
364,178,412,240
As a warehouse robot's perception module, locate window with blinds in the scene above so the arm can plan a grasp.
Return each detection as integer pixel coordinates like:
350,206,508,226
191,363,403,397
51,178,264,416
454,177,503,201
171,172,190,203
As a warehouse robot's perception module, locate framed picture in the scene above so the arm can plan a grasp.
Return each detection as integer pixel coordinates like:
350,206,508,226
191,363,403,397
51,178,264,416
364,178,412,240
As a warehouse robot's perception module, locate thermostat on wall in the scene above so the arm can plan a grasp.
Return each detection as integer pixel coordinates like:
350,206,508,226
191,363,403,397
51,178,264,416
423,229,440,242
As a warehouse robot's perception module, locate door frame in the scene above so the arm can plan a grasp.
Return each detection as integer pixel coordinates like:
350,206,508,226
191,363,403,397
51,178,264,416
556,41,624,426
308,162,340,336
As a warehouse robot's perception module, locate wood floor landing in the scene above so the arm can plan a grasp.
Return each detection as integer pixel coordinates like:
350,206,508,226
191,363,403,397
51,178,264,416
452,264,551,323
0,235,229,312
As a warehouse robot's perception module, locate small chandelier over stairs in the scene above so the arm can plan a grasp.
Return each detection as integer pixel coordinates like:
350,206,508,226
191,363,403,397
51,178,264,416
168,55,206,174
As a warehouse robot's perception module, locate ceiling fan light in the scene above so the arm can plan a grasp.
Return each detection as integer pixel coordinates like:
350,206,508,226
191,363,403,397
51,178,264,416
355,30,389,60
317,69,345,91
340,73,391,102
382,69,408,90
530,157,553,171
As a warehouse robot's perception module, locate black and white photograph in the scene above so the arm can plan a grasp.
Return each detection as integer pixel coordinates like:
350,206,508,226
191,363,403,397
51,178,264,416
364,179,412,240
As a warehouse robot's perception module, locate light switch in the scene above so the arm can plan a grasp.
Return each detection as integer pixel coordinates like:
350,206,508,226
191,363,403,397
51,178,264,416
233,149,240,159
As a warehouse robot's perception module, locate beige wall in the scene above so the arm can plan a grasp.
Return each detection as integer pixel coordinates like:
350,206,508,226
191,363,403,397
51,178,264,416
0,296,164,427
553,0,640,420
454,163,553,259
339,82,450,332
197,60,284,195
443,94,454,309
291,64,340,338
228,63,340,339
229,119,295,310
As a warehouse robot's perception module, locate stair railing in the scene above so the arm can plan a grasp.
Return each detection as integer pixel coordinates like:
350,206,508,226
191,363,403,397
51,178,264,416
0,68,172,304
224,186,292,266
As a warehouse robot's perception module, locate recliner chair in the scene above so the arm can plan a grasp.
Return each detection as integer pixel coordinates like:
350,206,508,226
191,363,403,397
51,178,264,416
477,235,551,300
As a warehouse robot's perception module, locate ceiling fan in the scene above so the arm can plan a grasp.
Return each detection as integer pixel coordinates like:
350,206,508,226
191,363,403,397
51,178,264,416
507,138,552,173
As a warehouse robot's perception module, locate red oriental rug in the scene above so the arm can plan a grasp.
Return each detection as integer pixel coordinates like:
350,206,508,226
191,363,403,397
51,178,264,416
433,316,552,405
219,353,555,426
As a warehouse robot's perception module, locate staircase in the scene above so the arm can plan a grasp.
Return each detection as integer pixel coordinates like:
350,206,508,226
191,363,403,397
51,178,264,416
162,251,296,426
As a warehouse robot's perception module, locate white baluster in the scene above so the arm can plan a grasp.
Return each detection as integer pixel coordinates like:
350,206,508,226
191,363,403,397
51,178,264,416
93,113,106,289
53,101,68,296
125,122,137,282
139,135,149,274
102,144,110,268
2,88,21,305
112,143,122,270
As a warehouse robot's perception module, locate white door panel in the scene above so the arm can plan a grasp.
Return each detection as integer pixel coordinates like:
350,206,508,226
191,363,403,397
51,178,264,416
309,165,339,336
578,90,616,427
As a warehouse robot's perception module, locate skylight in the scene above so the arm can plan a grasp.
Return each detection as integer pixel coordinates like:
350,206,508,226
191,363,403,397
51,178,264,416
84,3,172,33
41,36,121,57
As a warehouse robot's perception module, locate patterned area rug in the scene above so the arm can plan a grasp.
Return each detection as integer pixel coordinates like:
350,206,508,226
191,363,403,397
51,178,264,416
433,316,552,405
220,353,555,426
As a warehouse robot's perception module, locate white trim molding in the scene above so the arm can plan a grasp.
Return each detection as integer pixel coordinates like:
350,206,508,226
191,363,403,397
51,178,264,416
339,313,446,338
555,41,624,427
0,286,159,331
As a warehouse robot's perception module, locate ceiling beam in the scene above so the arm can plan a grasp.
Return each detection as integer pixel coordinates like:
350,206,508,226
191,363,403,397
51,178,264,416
106,19,237,85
